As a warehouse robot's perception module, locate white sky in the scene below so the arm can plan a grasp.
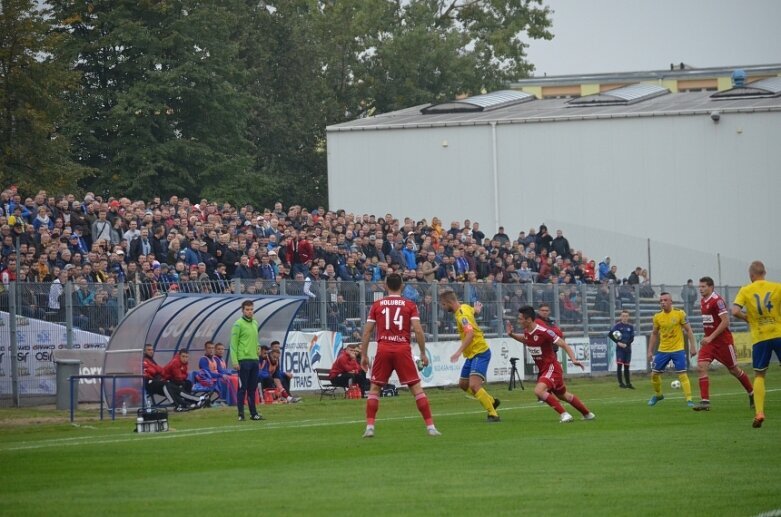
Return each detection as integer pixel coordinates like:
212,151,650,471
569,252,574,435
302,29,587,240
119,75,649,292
525,0,781,76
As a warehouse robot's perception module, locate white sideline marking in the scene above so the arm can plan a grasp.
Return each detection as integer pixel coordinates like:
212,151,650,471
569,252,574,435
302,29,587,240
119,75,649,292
3,388,777,452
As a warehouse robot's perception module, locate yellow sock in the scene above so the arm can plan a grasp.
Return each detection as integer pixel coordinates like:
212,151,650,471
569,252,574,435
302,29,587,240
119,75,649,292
474,387,497,416
754,376,766,415
651,373,662,395
678,373,692,401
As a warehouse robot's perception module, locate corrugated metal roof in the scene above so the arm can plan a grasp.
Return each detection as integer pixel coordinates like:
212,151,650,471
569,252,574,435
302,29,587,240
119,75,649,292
327,90,781,132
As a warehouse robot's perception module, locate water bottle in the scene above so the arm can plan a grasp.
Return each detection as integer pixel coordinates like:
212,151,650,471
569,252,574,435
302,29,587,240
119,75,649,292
121,401,127,416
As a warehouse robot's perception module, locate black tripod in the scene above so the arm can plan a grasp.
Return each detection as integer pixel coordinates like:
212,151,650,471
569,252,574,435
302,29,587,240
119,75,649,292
508,358,524,391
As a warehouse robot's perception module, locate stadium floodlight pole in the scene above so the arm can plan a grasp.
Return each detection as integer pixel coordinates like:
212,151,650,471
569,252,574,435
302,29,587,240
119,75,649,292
581,283,590,336
117,281,126,320
9,277,20,407
717,252,722,286
318,279,327,330
490,121,500,233
10,235,21,406
65,281,74,349
431,282,439,343
646,238,652,284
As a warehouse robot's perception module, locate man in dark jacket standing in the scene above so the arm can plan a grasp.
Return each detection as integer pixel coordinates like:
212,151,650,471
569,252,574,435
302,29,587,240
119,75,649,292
551,229,571,260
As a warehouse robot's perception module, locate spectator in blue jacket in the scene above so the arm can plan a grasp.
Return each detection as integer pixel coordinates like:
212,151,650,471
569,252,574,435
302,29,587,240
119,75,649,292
32,207,54,232
338,255,362,281
402,240,417,270
598,257,611,281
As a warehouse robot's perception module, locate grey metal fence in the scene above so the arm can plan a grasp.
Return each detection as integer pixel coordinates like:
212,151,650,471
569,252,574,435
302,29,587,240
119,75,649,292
0,279,749,407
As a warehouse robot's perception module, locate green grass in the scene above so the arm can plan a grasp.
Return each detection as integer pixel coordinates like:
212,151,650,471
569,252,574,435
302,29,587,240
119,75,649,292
1,370,779,516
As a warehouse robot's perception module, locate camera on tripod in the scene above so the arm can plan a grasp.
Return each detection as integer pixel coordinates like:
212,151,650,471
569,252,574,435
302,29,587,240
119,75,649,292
508,358,523,391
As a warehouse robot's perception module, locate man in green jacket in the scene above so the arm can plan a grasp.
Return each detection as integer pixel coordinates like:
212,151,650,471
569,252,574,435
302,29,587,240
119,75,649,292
231,300,262,421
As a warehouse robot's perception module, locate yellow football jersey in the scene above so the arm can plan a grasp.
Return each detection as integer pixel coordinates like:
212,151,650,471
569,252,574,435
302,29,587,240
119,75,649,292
454,304,489,359
653,309,688,352
733,280,781,344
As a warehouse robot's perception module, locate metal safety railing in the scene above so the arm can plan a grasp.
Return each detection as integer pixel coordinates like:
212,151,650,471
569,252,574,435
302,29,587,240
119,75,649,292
68,374,144,423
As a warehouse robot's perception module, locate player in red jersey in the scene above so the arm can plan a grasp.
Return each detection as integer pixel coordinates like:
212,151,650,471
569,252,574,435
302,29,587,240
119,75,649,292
506,306,595,423
534,303,563,402
692,276,754,411
359,273,440,438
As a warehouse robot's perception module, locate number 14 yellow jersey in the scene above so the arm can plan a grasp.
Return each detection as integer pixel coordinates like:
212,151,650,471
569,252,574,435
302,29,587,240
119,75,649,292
733,280,781,344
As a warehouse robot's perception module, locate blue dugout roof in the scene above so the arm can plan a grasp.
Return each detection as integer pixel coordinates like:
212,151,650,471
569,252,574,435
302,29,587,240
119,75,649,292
103,294,306,377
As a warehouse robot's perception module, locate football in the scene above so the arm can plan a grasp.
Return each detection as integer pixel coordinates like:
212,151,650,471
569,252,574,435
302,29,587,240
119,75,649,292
611,330,622,341
670,380,681,389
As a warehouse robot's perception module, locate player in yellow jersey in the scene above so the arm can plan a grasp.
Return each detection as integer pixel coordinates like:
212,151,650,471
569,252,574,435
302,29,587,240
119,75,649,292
440,289,501,422
647,292,697,407
731,261,781,428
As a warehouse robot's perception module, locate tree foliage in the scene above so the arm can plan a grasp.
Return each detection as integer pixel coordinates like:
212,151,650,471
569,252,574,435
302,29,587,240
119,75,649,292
3,0,552,206
52,0,254,199
0,0,91,193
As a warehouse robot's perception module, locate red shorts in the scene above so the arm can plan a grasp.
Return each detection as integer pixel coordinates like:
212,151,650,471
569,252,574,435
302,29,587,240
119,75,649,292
536,363,566,396
697,342,738,369
370,344,420,387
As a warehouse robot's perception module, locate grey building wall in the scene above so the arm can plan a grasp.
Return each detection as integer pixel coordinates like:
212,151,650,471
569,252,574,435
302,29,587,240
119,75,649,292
327,110,780,285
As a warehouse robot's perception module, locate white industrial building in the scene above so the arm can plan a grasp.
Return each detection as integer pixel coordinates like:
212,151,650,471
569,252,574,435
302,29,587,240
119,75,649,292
326,72,781,285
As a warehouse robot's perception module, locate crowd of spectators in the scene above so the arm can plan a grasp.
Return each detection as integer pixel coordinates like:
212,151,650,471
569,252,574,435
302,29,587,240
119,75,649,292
0,185,651,334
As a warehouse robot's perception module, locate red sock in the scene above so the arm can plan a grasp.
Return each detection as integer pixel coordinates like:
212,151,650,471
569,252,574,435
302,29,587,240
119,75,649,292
737,371,753,393
415,392,434,426
567,395,590,416
366,393,379,426
541,392,565,414
699,377,710,401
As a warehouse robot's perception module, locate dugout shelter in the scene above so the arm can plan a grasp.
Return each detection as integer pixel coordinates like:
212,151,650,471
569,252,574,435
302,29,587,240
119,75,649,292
102,294,307,403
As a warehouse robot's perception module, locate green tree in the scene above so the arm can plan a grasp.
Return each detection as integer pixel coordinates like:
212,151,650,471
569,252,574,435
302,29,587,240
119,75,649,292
0,0,90,193
233,1,338,209
315,0,553,120
242,0,553,208
54,0,253,200
24,0,551,208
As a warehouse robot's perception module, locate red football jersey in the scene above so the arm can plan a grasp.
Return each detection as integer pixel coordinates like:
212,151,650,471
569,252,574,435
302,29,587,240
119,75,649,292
368,295,419,345
700,292,733,345
524,324,562,371
535,317,563,339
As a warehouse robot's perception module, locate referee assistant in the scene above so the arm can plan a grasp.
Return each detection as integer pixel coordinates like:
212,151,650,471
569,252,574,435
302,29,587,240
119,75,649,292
230,300,263,421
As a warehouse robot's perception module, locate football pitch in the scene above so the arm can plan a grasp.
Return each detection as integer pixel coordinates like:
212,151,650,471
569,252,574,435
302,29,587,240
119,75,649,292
1,370,778,516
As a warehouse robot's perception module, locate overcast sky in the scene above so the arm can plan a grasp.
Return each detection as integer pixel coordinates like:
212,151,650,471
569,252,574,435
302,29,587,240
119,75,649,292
524,0,781,76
